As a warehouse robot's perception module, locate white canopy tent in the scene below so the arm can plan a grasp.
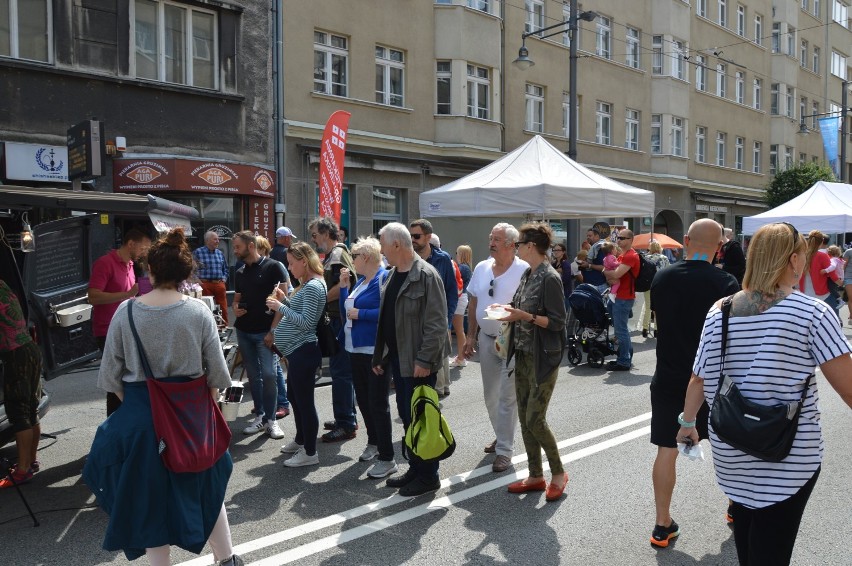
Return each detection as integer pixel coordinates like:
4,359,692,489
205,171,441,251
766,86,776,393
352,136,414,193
741,181,852,235
419,135,655,219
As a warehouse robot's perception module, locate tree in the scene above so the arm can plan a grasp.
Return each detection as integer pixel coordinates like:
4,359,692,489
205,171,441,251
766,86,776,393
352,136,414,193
765,162,835,209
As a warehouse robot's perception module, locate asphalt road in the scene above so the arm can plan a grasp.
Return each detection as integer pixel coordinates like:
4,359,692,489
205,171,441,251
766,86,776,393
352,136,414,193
2,300,851,566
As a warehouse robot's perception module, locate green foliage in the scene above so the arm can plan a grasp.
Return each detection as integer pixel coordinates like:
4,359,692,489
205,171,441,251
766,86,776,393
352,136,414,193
765,162,835,208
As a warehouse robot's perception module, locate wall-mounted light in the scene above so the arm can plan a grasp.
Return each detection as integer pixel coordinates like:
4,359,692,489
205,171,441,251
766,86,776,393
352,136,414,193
20,212,35,252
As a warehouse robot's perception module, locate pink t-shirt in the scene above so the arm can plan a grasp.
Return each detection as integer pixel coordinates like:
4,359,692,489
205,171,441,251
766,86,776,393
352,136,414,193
603,253,621,294
89,250,135,337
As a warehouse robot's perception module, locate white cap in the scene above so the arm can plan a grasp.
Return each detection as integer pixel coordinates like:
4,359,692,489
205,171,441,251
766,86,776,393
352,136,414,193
276,226,294,238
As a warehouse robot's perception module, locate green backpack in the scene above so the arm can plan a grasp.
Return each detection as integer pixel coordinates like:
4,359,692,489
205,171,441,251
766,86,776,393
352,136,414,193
403,385,456,464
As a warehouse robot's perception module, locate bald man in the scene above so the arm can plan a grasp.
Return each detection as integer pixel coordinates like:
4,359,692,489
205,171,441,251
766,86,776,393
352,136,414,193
647,219,740,548
604,229,640,371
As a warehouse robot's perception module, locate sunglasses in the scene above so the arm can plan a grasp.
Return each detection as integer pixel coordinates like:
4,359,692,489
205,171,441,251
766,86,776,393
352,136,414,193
779,222,799,245
489,279,494,297
617,236,633,241
410,233,424,240
514,240,534,249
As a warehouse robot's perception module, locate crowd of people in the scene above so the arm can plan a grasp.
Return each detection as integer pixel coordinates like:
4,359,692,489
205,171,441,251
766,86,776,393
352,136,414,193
4,213,851,566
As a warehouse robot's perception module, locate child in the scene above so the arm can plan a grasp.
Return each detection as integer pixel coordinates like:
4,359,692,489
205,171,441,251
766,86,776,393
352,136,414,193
821,245,846,277
601,241,620,301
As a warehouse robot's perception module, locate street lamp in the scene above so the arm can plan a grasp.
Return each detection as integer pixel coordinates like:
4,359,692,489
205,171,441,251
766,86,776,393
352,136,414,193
798,79,850,182
512,0,597,161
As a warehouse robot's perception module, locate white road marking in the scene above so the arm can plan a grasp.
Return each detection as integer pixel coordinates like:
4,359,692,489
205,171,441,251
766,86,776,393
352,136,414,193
175,412,651,566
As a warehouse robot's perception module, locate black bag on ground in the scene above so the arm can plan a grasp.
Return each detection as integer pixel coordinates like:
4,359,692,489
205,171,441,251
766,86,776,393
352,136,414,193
316,304,340,357
633,253,658,293
709,297,808,463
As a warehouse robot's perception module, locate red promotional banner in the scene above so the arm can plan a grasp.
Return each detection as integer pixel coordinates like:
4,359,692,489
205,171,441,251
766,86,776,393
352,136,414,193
318,110,351,224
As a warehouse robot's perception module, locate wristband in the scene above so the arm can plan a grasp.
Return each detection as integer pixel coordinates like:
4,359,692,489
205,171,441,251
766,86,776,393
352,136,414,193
677,412,696,427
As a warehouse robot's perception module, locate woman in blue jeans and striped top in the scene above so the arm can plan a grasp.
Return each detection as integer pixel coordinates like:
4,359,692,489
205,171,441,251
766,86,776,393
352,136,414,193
266,242,327,467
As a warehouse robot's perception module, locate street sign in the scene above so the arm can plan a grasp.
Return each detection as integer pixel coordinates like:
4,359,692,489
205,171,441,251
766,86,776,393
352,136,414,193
67,119,105,180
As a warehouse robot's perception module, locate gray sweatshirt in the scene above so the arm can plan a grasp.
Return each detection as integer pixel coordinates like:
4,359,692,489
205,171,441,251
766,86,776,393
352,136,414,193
97,297,231,393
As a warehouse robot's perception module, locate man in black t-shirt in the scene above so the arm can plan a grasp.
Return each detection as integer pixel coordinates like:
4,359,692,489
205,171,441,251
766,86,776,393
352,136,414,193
648,219,740,548
577,226,607,289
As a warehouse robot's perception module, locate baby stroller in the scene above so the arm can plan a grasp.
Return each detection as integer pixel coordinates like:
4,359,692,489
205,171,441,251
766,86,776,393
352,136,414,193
566,283,617,368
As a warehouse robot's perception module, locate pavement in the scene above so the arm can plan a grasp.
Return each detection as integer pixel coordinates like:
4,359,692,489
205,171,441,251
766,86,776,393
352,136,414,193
2,297,851,566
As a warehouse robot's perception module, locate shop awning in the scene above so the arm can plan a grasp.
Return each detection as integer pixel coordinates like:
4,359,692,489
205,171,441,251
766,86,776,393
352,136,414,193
0,185,198,232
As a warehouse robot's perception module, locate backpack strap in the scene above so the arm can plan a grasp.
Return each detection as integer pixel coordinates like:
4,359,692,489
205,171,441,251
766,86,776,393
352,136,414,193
127,301,155,381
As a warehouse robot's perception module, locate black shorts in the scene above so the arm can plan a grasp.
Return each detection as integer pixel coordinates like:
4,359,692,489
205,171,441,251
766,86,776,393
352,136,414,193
650,382,709,448
1,341,43,432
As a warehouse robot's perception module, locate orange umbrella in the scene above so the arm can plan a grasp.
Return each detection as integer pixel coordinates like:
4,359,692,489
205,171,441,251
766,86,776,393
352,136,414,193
632,232,683,250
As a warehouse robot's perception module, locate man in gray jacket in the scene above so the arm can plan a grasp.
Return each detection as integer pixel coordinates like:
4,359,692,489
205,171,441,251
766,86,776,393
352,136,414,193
372,222,449,497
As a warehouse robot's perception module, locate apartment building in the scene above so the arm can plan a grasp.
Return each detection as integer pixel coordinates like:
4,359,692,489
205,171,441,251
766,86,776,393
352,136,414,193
282,0,851,250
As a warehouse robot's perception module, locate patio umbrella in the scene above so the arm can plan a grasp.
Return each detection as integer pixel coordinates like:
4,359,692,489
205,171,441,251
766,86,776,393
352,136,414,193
632,232,682,250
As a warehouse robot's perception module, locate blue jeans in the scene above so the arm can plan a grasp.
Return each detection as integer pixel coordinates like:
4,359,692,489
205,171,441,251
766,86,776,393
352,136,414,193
276,359,289,409
391,355,439,482
236,330,277,423
329,316,356,430
611,298,634,367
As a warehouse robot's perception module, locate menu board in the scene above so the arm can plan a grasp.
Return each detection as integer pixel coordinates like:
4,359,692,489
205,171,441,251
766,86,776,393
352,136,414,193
31,226,87,291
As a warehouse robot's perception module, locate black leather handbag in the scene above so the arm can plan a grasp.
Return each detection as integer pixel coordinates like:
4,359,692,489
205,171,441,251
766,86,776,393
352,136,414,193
709,297,810,463
316,304,340,357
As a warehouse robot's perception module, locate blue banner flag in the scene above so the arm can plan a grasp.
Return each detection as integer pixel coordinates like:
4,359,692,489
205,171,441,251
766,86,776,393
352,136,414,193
818,116,841,177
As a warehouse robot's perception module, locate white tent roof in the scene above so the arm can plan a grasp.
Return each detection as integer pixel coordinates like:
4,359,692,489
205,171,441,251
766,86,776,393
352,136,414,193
419,135,655,219
741,181,852,235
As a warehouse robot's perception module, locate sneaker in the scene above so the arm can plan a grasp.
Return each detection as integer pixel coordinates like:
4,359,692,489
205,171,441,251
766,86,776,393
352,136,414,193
650,520,680,548
399,476,441,497
242,416,265,435
280,440,303,453
266,419,285,439
218,555,245,566
283,449,319,467
359,444,379,461
275,406,290,419
367,459,399,479
322,427,357,442
0,468,33,489
324,420,360,431
606,361,631,371
450,357,467,368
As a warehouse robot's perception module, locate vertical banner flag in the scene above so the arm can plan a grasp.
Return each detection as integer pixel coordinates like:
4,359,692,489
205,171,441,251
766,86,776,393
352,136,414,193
818,116,841,177
318,110,351,224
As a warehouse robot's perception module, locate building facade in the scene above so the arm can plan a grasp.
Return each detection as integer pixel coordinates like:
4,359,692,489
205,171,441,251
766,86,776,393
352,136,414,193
281,0,851,256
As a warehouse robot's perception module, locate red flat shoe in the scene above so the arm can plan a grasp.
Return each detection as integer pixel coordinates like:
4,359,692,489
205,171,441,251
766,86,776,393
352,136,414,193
507,477,547,494
545,472,569,502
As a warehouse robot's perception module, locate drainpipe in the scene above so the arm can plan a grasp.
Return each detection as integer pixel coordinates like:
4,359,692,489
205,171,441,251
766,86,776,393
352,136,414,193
272,0,286,225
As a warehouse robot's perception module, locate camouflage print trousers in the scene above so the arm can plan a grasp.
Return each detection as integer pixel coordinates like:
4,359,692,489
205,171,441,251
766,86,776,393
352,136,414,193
1,341,43,432
514,350,564,477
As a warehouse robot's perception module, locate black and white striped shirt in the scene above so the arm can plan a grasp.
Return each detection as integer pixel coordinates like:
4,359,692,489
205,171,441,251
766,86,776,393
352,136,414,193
693,291,851,509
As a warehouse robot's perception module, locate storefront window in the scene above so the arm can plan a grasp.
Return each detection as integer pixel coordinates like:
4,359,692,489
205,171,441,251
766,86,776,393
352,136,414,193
170,195,240,287
372,187,402,236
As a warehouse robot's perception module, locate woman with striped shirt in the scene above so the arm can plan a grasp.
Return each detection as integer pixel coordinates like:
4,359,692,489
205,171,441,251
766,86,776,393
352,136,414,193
677,222,852,565
266,242,327,468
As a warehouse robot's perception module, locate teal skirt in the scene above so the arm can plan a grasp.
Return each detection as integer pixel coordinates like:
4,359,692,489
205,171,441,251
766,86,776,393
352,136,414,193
83,381,233,561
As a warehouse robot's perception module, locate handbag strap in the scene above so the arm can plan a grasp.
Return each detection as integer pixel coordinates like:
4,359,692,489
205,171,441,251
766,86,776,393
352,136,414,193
127,300,155,381
719,294,812,405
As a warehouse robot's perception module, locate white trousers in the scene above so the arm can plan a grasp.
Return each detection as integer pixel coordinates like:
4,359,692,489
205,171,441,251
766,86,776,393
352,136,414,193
478,334,518,457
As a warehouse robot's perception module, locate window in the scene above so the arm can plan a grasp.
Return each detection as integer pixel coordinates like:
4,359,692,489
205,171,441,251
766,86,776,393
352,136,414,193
754,14,763,46
652,36,663,75
436,61,452,115
696,126,707,162
815,0,822,17
562,92,573,137
525,83,544,132
716,64,727,97
372,187,402,236
716,132,727,166
596,16,612,59
467,65,491,120
753,78,762,110
831,50,848,78
771,83,779,115
813,46,821,73
626,27,640,68
134,0,217,89
719,0,727,26
696,55,707,91
697,0,707,18
801,40,808,67
735,136,744,169
625,109,640,150
735,71,745,104
787,26,796,57
771,23,781,53
812,101,820,128
467,0,489,12
525,0,544,34
786,86,795,118
672,117,684,156
314,31,348,96
770,144,778,174
799,152,807,165
785,147,794,169
375,46,404,107
0,0,50,61
562,2,572,46
672,40,686,80
596,101,612,145
467,64,490,119
753,141,762,173
834,1,849,28
737,5,746,36
651,114,662,154
803,0,809,11
800,97,807,122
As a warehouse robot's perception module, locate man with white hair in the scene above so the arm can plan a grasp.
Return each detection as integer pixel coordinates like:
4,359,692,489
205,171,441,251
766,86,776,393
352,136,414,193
193,231,230,326
373,222,449,496
464,223,528,473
